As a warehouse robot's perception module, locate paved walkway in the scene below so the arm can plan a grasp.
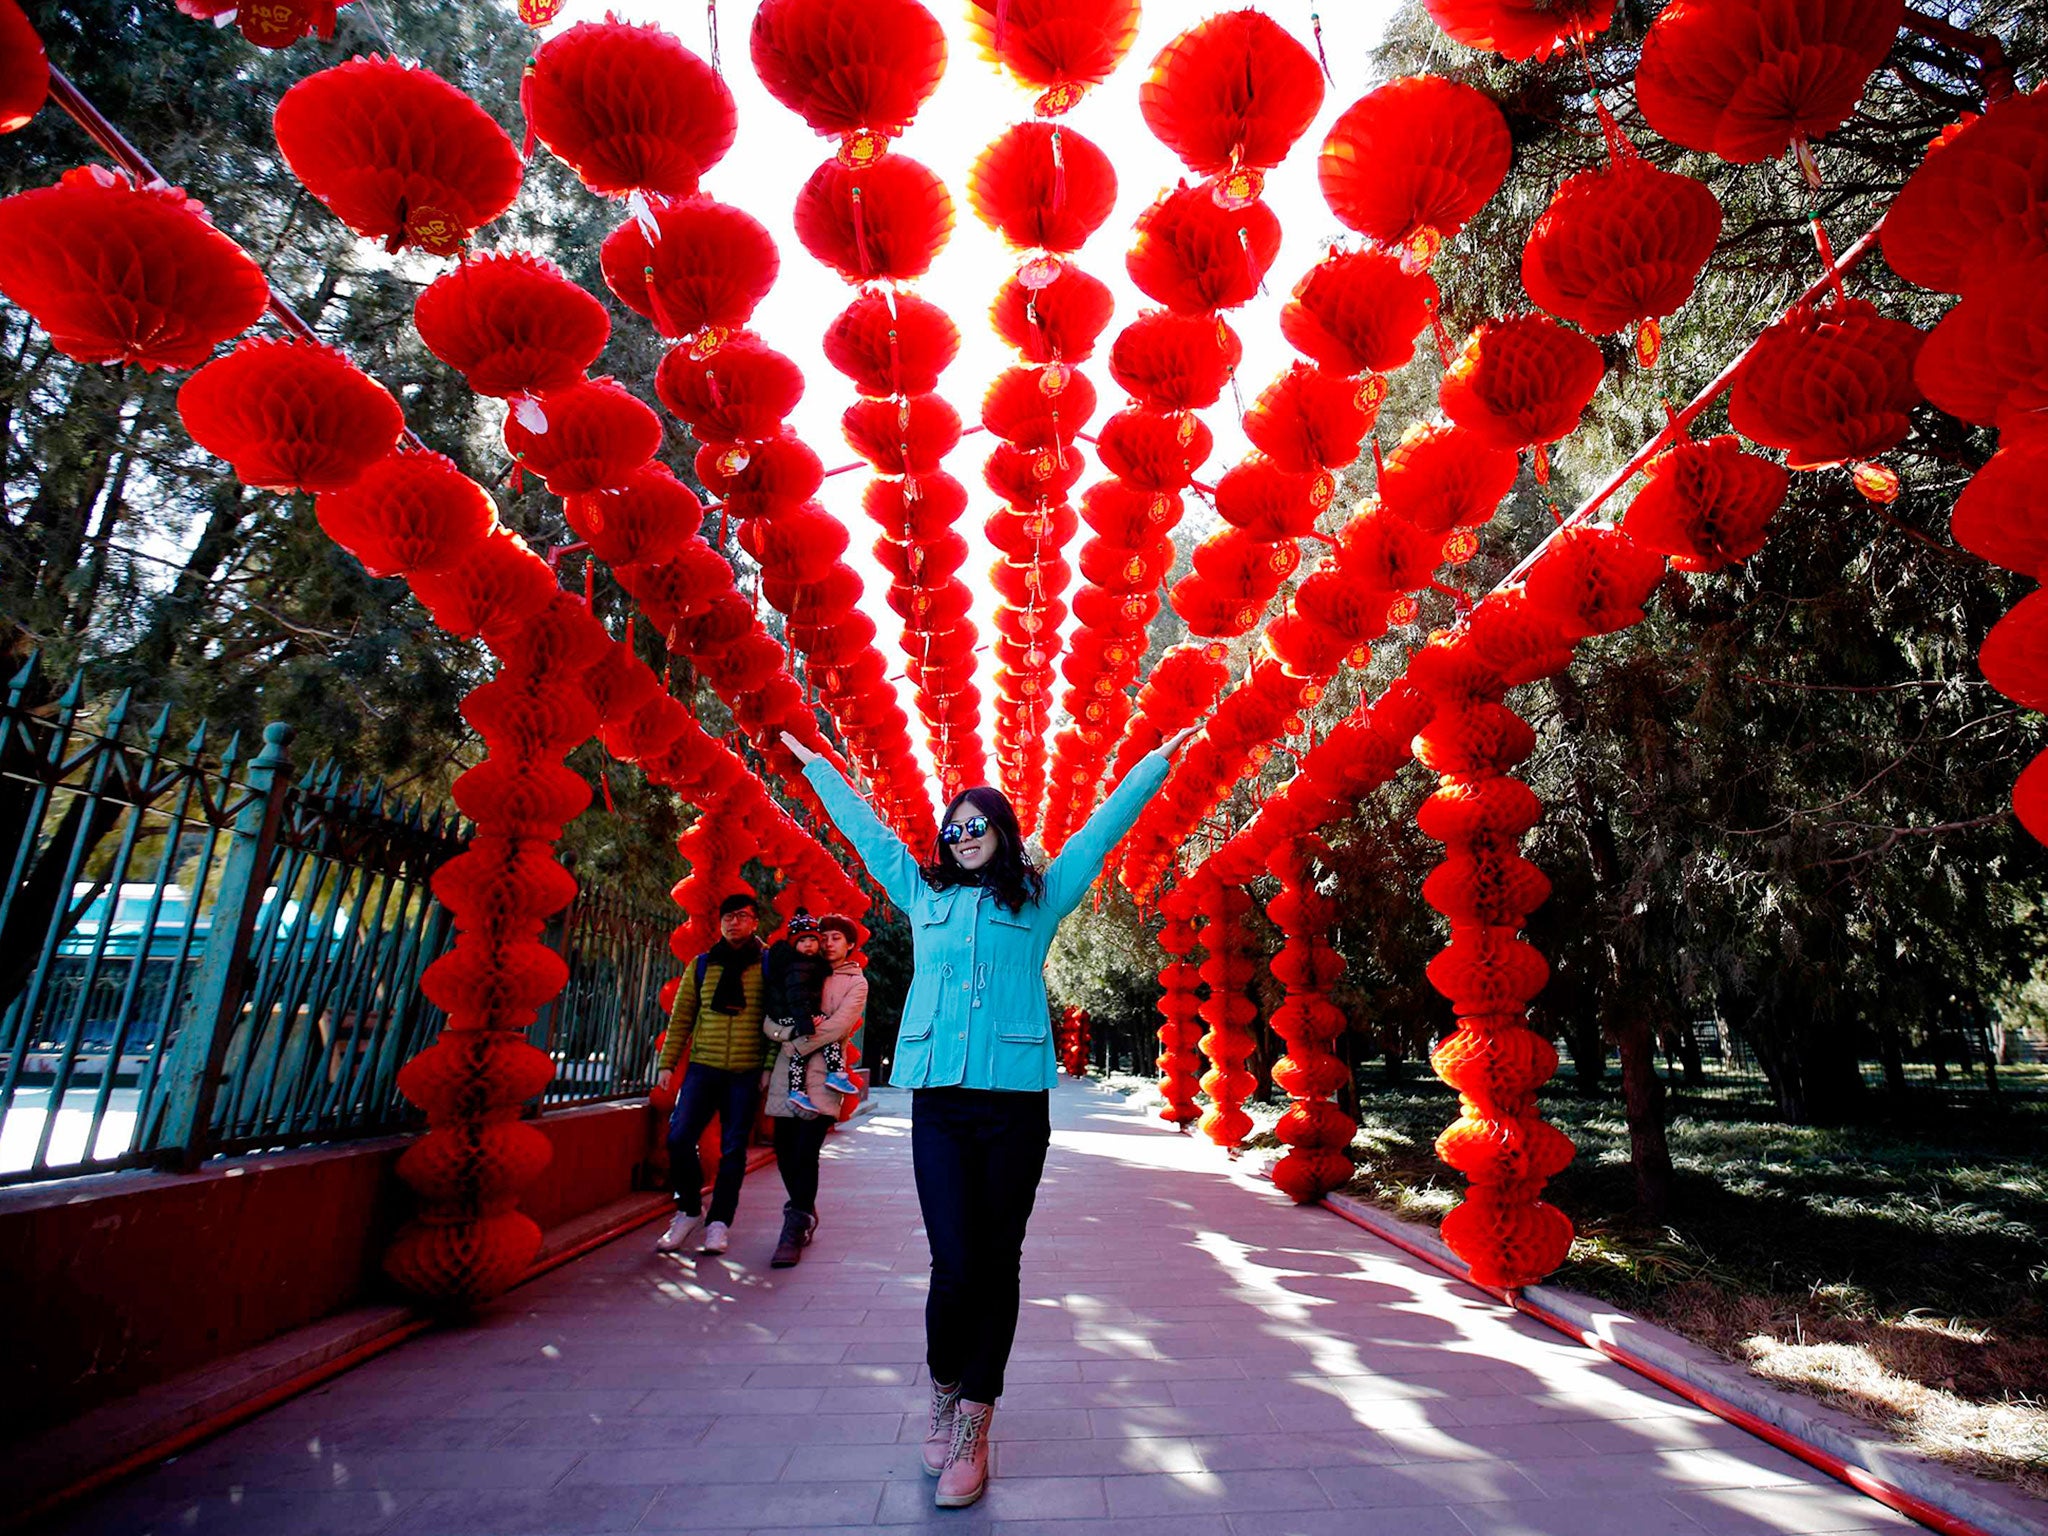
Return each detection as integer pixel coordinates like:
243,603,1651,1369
43,1081,1918,1536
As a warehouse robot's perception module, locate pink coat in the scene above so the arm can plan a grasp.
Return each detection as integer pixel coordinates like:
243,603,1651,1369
762,958,867,1119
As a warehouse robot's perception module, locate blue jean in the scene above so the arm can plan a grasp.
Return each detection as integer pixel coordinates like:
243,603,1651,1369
667,1062,761,1224
912,1087,1051,1403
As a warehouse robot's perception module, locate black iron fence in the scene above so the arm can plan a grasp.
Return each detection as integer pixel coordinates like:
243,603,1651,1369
0,657,678,1185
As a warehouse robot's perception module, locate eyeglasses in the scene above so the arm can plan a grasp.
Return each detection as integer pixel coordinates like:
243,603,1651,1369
940,815,991,844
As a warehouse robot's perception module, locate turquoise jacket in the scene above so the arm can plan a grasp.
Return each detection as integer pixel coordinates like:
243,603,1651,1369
803,752,1173,1092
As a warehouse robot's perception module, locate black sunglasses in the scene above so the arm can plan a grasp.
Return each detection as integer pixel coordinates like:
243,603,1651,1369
940,815,991,844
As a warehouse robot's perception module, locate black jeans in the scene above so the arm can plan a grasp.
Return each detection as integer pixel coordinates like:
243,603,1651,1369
773,1112,832,1215
912,1087,1051,1405
667,1062,761,1224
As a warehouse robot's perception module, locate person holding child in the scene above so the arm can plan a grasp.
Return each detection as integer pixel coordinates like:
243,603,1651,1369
761,913,868,1269
778,724,1197,1509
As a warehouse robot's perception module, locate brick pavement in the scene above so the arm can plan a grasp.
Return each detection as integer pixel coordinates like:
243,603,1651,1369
37,1080,1920,1536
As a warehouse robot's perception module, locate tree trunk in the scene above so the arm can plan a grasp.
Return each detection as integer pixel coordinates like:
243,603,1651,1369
1876,1013,1908,1098
1612,1010,1675,1218
1672,1017,1705,1087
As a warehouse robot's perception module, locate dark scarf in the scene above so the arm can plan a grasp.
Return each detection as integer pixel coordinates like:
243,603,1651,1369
704,936,762,1014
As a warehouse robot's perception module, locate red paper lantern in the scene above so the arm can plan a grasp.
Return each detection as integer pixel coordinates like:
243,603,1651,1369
1280,249,1439,376
991,267,1116,362
968,122,1117,252
1,0,48,134
0,167,269,371
1139,10,1324,185
1462,591,1574,685
502,377,662,495
865,471,969,540
1623,435,1789,571
1214,458,1334,540
1376,423,1518,532
982,365,1097,450
1294,567,1394,644
794,156,955,283
1635,0,1905,166
987,441,1089,502
414,253,609,400
655,331,804,441
273,57,522,255
842,393,962,475
823,291,961,396
1914,275,2048,438
1439,315,1606,453
2016,748,2048,845
523,20,734,199
1952,437,2048,580
964,0,1141,108
699,432,827,519
316,450,497,578
1244,364,1377,474
1319,76,1511,253
179,337,403,494
1422,0,1612,61
1980,589,2048,713
1522,525,1667,639
1728,297,1924,469
749,0,946,142
600,197,778,339
1109,310,1243,412
224,0,348,50
1883,90,2048,298
1097,408,1213,490
1127,182,1281,314
986,501,1079,555
564,461,702,568
1081,482,1180,546
408,529,558,638
384,1212,542,1309
1521,154,1722,344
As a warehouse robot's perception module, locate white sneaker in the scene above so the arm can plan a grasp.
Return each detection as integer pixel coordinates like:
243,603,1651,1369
700,1220,730,1255
655,1212,703,1253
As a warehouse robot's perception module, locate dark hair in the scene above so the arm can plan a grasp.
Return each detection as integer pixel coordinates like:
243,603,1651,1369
922,785,1044,915
718,893,758,917
816,914,860,944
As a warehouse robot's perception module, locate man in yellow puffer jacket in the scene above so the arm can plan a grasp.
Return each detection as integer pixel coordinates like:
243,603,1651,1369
654,894,768,1257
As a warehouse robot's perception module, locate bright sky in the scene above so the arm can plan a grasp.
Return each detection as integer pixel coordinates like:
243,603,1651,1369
556,1,1402,811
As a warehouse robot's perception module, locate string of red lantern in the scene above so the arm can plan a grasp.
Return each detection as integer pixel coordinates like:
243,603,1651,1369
1037,8,1324,857
1109,69,1527,915
504,16,899,952
1263,837,1353,1202
1056,1004,1092,1077
1883,85,2048,848
752,0,992,806
9,54,877,1302
1191,872,1259,1151
1175,225,1890,1272
967,2,1138,833
1152,884,1205,1130
509,14,930,845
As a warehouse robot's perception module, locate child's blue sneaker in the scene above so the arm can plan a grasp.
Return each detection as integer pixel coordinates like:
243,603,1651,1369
825,1070,865,1096
788,1089,820,1114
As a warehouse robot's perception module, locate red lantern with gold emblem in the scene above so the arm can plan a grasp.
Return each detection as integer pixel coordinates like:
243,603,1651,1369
274,57,522,255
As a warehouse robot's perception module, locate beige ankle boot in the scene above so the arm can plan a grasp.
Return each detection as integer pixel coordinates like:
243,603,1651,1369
922,1379,962,1476
934,1399,992,1507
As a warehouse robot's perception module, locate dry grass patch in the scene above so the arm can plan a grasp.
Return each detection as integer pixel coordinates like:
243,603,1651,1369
1643,1281,2048,1496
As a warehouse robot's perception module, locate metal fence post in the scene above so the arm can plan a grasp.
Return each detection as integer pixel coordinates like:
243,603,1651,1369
153,722,294,1172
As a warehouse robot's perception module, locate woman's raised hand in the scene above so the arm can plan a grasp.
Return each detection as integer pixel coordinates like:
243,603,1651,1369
1160,723,1203,757
779,730,822,766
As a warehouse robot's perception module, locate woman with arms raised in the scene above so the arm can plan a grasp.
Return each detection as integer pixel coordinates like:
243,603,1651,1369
778,726,1197,1509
